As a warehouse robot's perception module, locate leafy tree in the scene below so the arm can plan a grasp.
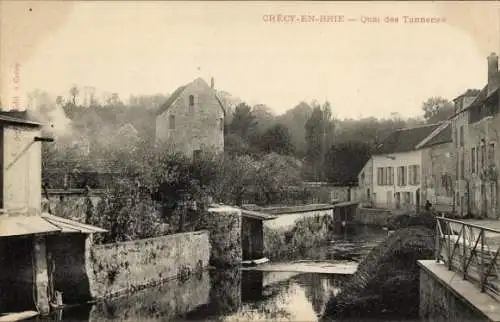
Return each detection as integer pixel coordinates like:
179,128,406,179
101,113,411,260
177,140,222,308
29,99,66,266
252,104,276,134
277,102,312,157
224,132,252,156
333,116,424,147
229,102,257,140
258,123,295,155
253,153,302,205
304,101,334,180
422,97,454,124
107,92,123,106
216,90,242,125
129,93,169,109
216,154,259,206
324,141,372,185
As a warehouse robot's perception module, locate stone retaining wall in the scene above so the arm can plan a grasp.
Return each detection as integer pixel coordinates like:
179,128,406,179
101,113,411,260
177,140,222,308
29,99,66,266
87,230,210,299
200,206,242,267
419,264,487,321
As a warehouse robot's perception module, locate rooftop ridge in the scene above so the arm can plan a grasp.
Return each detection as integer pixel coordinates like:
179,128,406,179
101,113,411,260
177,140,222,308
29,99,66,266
395,122,441,132
415,121,450,149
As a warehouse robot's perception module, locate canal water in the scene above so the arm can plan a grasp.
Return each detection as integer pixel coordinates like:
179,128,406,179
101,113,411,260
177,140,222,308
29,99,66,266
44,225,390,321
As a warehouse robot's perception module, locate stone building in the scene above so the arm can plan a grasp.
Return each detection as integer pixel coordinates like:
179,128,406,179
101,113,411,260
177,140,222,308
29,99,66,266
420,123,455,212
450,53,500,218
155,77,225,158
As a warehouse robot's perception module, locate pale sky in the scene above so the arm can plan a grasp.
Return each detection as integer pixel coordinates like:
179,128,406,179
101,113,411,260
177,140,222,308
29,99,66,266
1,1,499,119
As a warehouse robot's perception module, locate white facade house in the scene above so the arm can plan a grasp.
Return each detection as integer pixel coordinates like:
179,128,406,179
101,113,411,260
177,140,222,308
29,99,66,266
358,122,452,210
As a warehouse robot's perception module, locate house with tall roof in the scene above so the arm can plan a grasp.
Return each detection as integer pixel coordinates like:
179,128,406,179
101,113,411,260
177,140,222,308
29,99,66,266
449,52,500,218
155,77,225,158
357,121,452,210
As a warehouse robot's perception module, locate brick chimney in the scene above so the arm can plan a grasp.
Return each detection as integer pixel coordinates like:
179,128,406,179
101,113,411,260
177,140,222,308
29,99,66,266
488,52,498,84
211,77,215,89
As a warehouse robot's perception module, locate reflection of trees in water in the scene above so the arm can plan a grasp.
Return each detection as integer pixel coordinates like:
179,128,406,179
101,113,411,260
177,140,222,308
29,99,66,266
239,278,294,321
241,270,263,302
237,272,348,320
209,269,242,314
297,273,343,316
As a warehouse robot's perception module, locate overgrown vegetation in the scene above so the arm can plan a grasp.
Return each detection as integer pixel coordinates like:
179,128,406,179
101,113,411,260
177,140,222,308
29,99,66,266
32,84,455,244
321,214,436,320
264,214,334,259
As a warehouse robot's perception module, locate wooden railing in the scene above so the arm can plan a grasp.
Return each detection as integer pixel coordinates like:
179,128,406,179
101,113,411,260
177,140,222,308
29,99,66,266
436,217,500,299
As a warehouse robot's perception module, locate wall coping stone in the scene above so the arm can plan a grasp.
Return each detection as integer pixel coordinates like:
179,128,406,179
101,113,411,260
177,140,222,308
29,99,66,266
92,230,209,250
262,204,337,215
418,260,500,322
208,205,241,213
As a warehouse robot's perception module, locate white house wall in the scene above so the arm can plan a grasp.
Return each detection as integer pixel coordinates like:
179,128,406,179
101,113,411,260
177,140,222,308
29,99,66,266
371,150,423,209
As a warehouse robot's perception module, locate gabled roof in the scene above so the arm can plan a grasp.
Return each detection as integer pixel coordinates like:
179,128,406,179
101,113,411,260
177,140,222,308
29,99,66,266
462,85,488,112
417,122,452,149
156,85,187,116
156,78,226,116
373,123,443,155
451,70,500,118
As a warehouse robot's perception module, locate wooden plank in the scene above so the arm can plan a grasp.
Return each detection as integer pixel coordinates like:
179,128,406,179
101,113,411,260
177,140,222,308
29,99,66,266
0,311,39,321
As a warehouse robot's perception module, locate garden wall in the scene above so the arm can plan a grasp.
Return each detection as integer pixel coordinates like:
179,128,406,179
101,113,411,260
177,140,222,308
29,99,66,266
87,230,210,299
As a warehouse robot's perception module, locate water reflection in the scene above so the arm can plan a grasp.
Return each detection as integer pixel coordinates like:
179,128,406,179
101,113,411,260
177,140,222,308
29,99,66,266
51,269,345,321
184,270,346,321
46,225,385,321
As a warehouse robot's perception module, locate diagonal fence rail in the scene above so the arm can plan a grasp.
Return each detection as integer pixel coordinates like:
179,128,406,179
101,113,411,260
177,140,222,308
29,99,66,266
436,217,500,300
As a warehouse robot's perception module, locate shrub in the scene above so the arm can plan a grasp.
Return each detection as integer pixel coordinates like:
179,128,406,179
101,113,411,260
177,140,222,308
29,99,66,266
264,214,333,259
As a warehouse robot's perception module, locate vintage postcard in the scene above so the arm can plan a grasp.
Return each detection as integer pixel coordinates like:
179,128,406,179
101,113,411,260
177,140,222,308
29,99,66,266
0,1,499,321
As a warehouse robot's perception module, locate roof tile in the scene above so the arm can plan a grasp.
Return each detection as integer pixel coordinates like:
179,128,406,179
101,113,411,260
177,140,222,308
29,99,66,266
374,123,442,155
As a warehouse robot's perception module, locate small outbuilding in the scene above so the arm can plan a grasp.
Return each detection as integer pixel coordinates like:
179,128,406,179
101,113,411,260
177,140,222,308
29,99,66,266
240,209,277,261
0,111,106,317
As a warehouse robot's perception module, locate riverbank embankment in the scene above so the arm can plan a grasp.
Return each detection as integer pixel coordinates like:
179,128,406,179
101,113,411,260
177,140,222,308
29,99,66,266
322,212,436,320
